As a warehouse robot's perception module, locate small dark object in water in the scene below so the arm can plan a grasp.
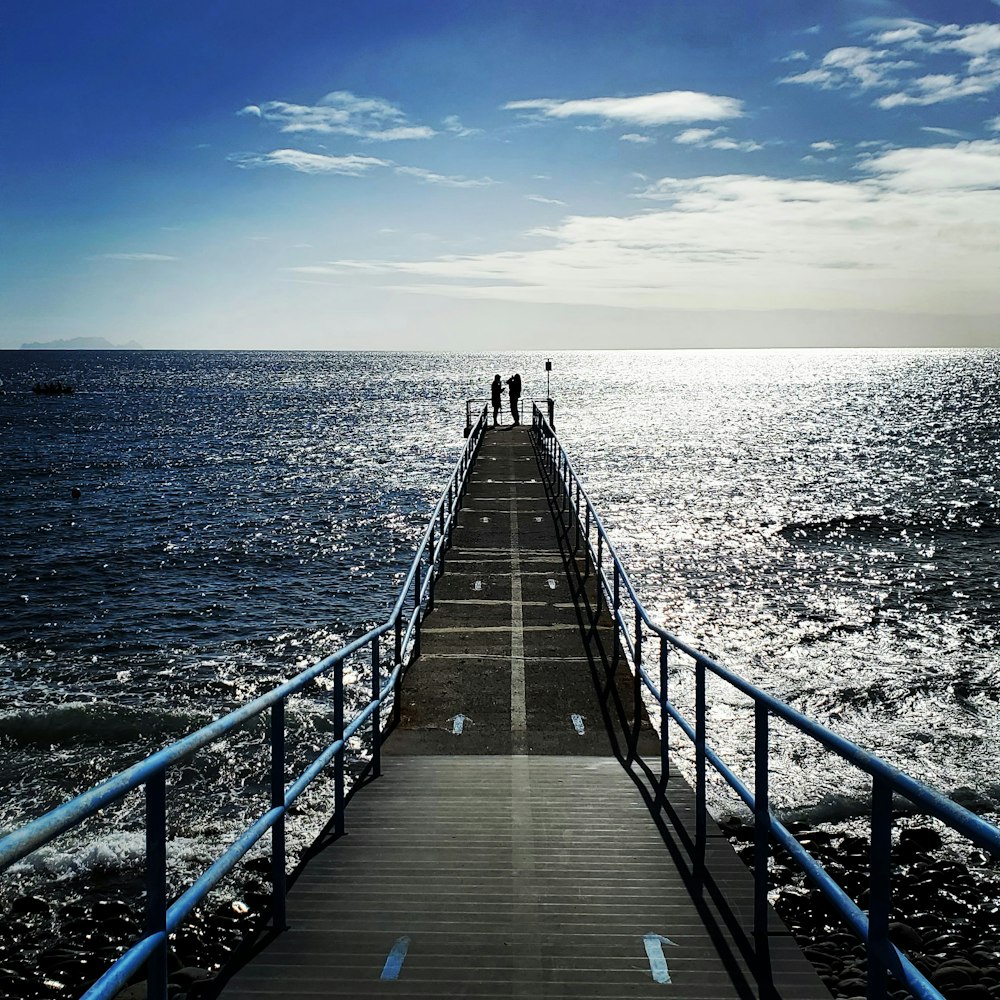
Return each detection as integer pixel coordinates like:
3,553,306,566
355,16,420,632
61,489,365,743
33,380,75,395
71,487,81,499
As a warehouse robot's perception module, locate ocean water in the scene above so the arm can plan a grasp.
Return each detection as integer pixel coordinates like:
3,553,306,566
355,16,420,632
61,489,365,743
2,348,999,898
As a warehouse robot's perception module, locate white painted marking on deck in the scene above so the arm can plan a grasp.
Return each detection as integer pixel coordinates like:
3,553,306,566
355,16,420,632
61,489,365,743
380,936,411,980
571,713,585,735
449,714,466,735
473,579,482,591
535,516,543,522
481,516,490,523
643,933,677,984
547,578,557,589
510,485,527,752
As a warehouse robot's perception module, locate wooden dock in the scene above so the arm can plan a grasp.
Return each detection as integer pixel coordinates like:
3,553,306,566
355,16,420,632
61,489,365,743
214,425,831,999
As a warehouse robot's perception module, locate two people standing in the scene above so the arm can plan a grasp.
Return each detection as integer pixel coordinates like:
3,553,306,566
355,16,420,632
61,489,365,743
490,372,522,426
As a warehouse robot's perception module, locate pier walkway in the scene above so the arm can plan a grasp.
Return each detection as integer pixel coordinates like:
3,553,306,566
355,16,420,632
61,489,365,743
216,426,831,999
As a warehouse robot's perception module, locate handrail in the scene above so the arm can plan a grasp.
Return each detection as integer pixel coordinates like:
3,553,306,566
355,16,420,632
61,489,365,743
0,403,490,1000
530,402,1000,1000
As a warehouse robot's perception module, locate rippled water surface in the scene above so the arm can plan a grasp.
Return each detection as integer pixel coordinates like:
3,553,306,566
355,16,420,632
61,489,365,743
2,348,999,885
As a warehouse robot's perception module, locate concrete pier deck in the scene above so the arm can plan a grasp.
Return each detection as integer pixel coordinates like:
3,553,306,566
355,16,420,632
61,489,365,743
215,425,831,999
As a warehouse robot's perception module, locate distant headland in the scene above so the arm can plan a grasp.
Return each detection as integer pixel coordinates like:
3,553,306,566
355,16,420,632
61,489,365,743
19,337,144,350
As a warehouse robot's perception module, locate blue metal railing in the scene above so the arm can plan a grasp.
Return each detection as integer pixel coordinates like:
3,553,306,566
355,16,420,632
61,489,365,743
530,402,1000,1000
0,404,490,1000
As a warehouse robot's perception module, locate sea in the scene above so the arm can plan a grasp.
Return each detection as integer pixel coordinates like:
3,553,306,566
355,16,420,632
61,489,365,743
2,348,999,916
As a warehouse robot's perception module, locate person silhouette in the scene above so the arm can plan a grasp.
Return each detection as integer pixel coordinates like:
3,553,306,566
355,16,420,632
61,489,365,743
490,374,503,425
506,373,522,425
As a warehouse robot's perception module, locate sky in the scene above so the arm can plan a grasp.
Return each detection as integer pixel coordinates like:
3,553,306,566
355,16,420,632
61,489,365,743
1,0,999,350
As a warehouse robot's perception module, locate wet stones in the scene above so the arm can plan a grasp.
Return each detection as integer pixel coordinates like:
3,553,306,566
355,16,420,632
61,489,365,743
0,883,268,1000
726,818,1000,1000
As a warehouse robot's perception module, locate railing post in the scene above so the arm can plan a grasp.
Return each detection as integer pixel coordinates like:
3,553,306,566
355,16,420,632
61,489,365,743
412,561,422,660
867,776,893,1000
596,533,604,615
659,638,669,791
613,564,621,647
145,770,168,1000
270,699,287,931
393,616,402,726
372,636,382,779
695,658,707,867
753,702,770,938
428,524,436,614
630,609,642,762
583,505,591,578
334,663,345,837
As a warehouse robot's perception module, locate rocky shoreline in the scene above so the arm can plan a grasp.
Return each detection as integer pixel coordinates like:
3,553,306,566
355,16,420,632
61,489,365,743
724,816,1000,1000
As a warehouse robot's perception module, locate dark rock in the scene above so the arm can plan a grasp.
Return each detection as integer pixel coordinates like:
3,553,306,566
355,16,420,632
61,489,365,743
947,987,994,1000
899,826,943,852
839,835,869,856
112,986,146,1000
888,921,923,951
718,815,744,835
930,964,973,989
172,967,213,987
10,895,51,918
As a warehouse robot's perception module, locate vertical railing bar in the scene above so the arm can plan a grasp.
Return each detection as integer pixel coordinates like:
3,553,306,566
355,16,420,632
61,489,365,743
613,563,621,648
270,699,287,931
867,776,893,1000
393,616,402,726
334,663,345,837
630,609,642,763
596,532,604,615
753,702,770,938
371,637,382,779
412,559,422,661
428,524,436,614
145,769,168,1000
695,657,707,869
659,637,669,791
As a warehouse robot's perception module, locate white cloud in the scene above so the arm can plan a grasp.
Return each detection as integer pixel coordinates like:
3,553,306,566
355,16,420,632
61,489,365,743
503,90,744,126
859,139,1000,191
782,46,914,90
871,22,931,46
877,68,1000,107
921,125,964,137
811,140,838,150
241,91,436,141
780,50,810,62
442,115,482,137
394,166,496,187
91,253,178,261
675,128,720,144
307,141,1000,316
989,115,1000,131
674,127,761,151
526,194,567,205
230,149,391,175
786,19,1000,109
620,133,652,143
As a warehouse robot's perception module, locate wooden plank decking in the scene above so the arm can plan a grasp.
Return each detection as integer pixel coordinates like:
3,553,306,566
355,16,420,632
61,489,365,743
214,424,831,1000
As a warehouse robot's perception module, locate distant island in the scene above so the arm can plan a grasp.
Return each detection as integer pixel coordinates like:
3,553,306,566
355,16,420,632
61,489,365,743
20,337,144,350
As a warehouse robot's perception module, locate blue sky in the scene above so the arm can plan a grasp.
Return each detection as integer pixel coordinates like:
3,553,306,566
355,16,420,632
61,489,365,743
2,0,998,349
